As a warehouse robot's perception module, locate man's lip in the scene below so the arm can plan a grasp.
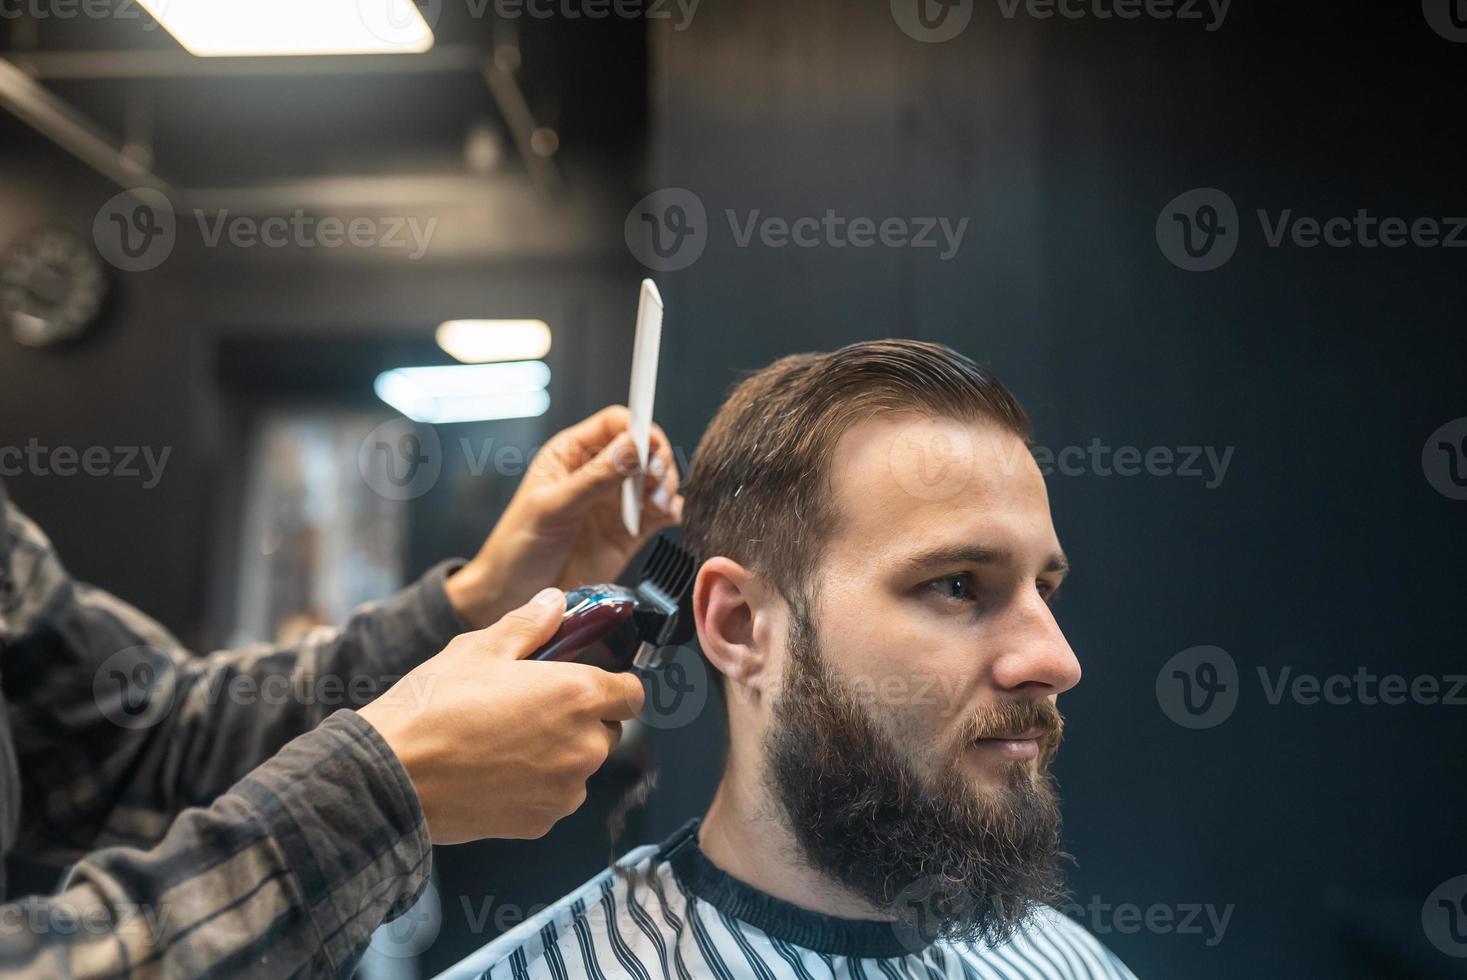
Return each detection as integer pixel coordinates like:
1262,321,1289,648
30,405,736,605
967,732,1042,762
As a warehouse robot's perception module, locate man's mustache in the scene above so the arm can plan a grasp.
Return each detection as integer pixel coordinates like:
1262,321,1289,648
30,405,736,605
963,699,1065,764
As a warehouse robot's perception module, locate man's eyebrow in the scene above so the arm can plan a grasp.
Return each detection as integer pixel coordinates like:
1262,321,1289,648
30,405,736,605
900,545,1071,576
901,545,1008,570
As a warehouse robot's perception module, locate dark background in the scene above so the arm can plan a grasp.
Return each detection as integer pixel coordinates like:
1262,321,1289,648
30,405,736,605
2,1,1464,977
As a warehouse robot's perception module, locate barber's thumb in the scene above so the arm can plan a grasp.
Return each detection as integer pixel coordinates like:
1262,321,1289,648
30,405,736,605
493,588,566,659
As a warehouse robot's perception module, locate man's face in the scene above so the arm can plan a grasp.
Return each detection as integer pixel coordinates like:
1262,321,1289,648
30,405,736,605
759,414,1081,942
805,413,1079,789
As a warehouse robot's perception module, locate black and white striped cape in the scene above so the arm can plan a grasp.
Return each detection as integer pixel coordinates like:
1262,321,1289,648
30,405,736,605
437,822,1137,980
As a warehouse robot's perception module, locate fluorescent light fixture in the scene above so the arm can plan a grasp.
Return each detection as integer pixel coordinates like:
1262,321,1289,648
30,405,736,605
136,0,435,58
436,320,552,364
374,362,551,424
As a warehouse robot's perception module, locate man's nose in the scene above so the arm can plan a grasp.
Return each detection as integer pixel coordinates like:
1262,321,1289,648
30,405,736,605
989,591,1082,695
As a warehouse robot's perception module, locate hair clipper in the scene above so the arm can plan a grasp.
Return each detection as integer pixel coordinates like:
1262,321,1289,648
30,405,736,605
530,534,697,673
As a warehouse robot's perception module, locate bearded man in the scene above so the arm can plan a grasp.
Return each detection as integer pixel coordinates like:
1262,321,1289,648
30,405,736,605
441,340,1136,979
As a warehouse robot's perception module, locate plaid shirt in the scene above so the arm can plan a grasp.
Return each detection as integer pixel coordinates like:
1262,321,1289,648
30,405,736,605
0,480,469,977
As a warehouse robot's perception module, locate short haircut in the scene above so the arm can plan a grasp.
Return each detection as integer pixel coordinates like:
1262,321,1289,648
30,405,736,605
681,339,1031,601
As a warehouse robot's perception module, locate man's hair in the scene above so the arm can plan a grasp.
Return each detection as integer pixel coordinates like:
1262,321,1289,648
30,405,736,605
681,339,1031,600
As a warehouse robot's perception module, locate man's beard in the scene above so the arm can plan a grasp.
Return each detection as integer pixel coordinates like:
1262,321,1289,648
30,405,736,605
765,599,1069,949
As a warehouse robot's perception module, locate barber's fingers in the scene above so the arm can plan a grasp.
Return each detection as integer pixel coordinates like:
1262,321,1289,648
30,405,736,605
545,432,641,512
483,588,566,660
642,430,680,502
647,424,677,481
558,405,632,453
592,670,646,721
559,413,676,490
633,428,682,533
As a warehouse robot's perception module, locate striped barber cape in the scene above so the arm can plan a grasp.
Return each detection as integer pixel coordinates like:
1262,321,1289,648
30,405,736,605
436,821,1138,980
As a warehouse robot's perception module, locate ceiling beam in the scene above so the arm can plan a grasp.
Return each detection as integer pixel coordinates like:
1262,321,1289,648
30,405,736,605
0,57,170,194
7,46,483,80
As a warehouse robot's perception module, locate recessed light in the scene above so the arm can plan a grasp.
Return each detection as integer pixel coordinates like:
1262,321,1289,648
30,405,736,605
136,0,435,58
435,320,552,364
374,362,551,424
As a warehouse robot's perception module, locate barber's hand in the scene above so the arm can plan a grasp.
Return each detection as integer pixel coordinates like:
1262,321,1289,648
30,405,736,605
445,405,682,630
358,588,644,844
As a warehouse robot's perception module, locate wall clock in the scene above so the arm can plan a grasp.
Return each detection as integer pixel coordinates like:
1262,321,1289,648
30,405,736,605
1,227,109,348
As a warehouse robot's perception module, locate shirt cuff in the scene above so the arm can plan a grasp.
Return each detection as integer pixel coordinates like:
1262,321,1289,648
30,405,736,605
231,709,433,972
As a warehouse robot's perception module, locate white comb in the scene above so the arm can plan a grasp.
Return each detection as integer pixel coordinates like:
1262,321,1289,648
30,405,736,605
621,279,664,536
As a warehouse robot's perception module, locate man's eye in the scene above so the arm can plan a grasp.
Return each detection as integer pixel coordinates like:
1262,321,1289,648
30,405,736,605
928,574,974,602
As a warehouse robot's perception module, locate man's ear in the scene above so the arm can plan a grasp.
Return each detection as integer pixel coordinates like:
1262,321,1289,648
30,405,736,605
693,556,774,694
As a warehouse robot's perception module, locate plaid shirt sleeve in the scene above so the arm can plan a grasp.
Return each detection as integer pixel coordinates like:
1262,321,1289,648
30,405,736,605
0,488,470,976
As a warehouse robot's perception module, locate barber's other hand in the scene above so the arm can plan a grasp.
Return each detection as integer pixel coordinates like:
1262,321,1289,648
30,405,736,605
358,588,644,844
445,405,682,630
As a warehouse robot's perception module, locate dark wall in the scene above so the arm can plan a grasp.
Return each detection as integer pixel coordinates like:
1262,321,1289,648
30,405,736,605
640,3,1466,978
0,117,213,639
